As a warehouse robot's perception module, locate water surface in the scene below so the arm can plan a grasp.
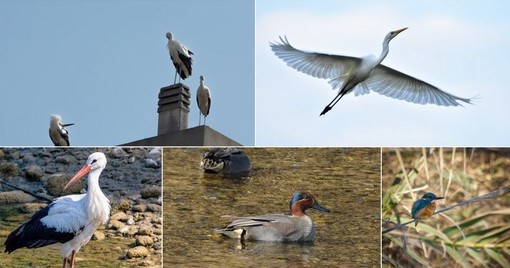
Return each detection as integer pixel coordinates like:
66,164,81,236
164,148,380,267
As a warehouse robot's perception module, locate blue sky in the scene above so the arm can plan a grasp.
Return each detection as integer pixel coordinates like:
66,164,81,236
0,0,254,146
256,0,510,146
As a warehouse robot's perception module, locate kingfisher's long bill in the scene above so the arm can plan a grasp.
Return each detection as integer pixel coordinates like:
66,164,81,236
411,192,444,227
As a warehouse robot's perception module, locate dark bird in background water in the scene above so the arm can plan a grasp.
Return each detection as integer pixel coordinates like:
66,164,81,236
200,148,251,176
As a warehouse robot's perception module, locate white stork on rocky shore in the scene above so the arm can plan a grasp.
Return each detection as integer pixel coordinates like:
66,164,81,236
4,152,111,268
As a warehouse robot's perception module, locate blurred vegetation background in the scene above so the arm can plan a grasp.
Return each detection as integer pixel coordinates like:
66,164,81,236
382,148,510,267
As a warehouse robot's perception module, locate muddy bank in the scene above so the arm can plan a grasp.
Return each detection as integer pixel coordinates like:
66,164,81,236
0,147,162,268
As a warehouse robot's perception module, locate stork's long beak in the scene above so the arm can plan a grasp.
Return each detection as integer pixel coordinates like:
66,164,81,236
64,164,91,190
60,123,75,127
394,27,408,34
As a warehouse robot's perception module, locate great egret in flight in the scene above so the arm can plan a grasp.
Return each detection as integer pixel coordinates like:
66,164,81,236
196,75,211,126
270,28,473,116
166,32,194,84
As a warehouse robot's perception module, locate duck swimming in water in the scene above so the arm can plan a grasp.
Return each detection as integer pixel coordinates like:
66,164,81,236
215,191,330,242
200,148,251,175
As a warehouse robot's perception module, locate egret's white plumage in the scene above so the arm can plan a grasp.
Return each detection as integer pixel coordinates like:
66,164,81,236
197,75,211,126
270,28,473,116
4,152,110,268
166,32,194,84
49,114,74,146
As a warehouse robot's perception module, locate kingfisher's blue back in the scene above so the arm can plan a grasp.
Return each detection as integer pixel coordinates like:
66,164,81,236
411,198,433,219
411,192,443,226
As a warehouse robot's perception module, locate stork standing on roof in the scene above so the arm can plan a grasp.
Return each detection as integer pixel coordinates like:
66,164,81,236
49,114,74,146
196,75,211,126
166,32,194,84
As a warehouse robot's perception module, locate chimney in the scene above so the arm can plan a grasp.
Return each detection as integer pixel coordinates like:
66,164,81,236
157,83,190,135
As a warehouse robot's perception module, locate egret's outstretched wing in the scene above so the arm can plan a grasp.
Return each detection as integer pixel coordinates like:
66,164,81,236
364,64,472,106
270,36,361,80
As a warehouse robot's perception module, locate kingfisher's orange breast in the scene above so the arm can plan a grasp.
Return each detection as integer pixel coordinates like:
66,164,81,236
416,202,436,219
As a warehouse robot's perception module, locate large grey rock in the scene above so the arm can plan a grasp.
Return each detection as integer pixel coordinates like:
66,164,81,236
24,165,44,181
0,191,35,204
110,212,128,221
141,186,160,199
0,162,19,177
47,174,77,196
136,235,154,247
93,231,105,240
21,203,47,213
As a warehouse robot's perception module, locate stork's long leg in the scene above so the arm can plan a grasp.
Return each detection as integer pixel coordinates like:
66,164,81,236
204,116,207,126
174,71,178,85
70,250,76,268
199,113,202,126
62,257,68,268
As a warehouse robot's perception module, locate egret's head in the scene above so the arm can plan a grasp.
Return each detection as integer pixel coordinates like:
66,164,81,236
385,27,408,42
166,32,173,40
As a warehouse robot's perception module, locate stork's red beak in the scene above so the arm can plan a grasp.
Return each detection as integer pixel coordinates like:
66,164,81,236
64,164,91,190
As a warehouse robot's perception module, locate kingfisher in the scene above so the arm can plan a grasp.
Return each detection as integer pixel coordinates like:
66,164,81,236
411,192,444,226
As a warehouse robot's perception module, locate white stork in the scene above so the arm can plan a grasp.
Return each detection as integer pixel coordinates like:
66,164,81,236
4,152,110,268
166,32,193,84
196,75,211,126
49,114,74,146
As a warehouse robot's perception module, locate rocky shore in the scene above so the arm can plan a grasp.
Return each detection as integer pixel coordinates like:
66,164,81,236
0,147,162,268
